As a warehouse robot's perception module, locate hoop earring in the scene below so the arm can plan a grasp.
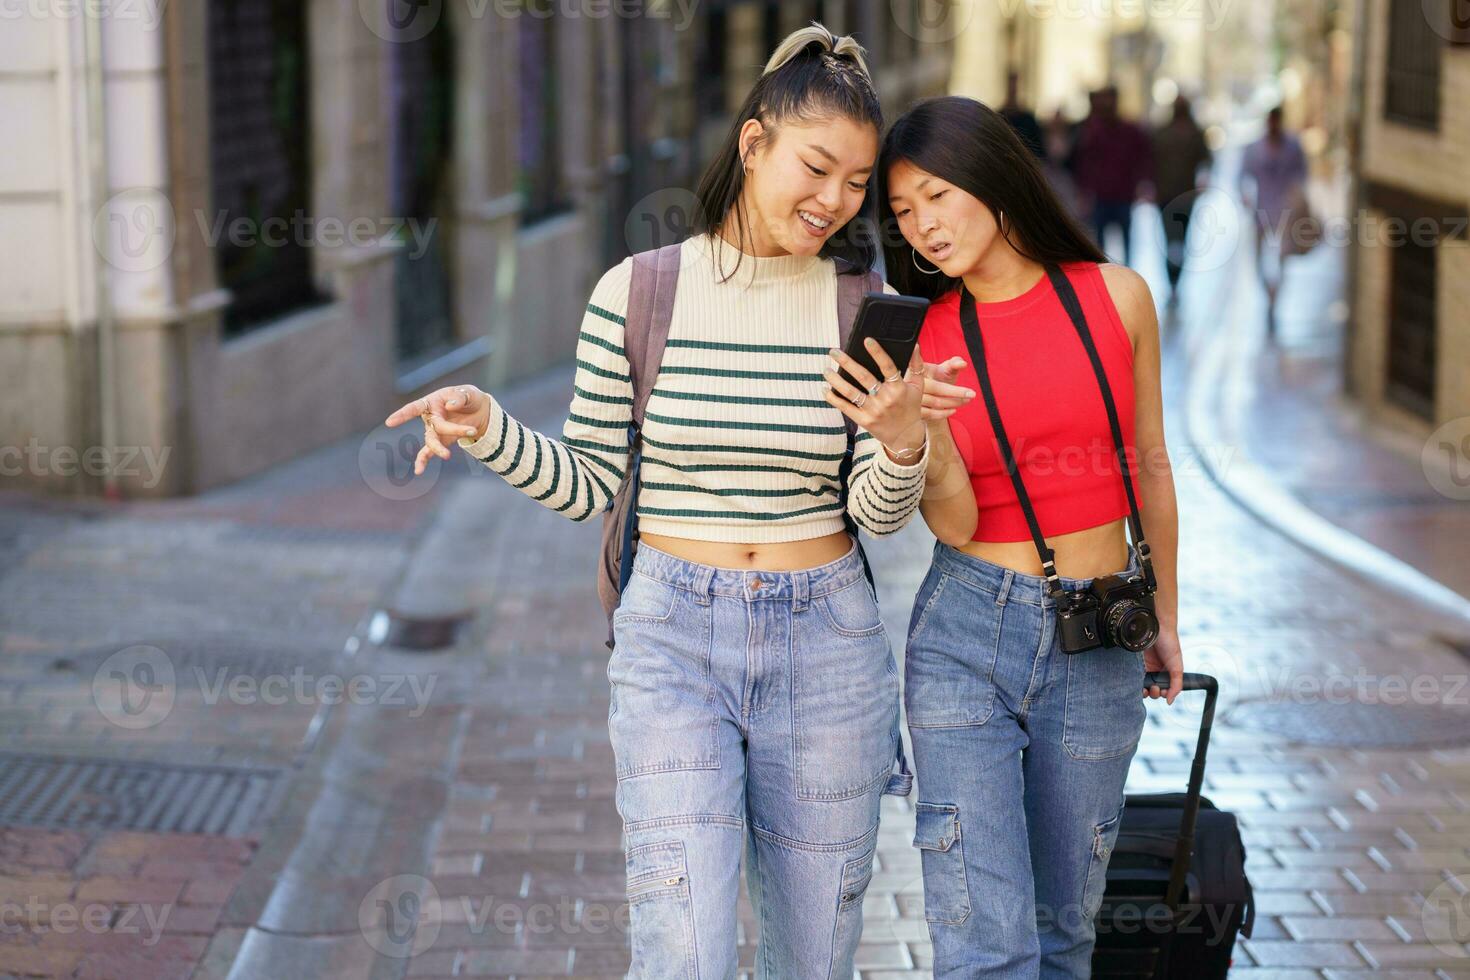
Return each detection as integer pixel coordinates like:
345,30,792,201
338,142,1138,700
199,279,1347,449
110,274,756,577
998,210,1008,236
912,247,941,275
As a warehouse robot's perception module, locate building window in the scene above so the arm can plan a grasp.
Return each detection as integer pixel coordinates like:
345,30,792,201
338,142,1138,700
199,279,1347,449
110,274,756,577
390,14,457,365
1384,0,1441,129
1386,236,1437,420
518,0,569,224
208,0,328,336
762,2,782,58
696,9,728,122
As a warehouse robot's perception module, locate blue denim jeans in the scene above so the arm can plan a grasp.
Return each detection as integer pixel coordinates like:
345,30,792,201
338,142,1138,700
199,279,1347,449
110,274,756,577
608,539,912,979
904,541,1148,979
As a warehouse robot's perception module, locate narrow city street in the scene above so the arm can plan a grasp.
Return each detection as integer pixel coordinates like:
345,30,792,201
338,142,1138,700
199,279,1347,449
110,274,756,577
3,195,1470,980
2,0,1465,977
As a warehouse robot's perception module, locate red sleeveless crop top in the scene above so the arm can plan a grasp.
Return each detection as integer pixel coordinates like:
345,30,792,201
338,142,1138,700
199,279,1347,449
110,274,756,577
917,262,1137,543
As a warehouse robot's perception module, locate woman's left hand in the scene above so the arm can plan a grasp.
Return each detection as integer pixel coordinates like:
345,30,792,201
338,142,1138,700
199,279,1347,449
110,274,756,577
920,355,975,421
1143,626,1184,705
824,339,926,459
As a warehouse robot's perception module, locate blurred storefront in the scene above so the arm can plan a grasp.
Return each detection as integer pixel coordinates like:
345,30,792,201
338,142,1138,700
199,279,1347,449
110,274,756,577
948,0,1355,166
1345,0,1469,433
0,0,950,498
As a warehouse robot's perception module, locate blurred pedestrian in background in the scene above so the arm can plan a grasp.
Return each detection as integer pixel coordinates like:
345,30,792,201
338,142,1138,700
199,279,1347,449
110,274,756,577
1238,105,1308,337
1072,86,1153,266
999,71,1045,161
1042,108,1082,217
1151,94,1213,305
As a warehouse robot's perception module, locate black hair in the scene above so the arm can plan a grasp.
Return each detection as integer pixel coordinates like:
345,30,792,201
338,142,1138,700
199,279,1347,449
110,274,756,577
876,96,1107,300
691,23,883,282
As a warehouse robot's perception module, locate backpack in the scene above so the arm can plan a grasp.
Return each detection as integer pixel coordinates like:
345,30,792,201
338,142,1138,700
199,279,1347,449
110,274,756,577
597,241,884,651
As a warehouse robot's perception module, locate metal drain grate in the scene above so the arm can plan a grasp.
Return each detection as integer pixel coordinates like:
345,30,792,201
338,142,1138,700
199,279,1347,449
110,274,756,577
1225,699,1470,749
0,754,282,835
370,609,469,651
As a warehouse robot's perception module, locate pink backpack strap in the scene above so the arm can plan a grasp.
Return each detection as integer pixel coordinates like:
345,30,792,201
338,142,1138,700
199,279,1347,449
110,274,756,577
598,241,682,650
625,242,683,426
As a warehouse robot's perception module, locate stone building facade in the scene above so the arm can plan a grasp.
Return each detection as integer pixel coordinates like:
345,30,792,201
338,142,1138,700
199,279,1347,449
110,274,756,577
1347,0,1469,434
0,0,951,497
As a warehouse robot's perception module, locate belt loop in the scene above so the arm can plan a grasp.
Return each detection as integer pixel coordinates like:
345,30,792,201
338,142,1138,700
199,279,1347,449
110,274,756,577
995,569,1014,607
793,568,810,613
693,564,715,606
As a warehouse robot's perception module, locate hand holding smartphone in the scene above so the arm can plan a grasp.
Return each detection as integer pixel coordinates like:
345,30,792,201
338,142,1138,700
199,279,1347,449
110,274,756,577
835,292,930,392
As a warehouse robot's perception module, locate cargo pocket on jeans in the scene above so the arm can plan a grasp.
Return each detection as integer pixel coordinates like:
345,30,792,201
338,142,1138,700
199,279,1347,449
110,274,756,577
903,574,1003,728
624,840,697,980
793,588,898,802
913,803,970,925
1062,646,1147,761
829,834,878,979
608,582,719,779
1080,799,1125,922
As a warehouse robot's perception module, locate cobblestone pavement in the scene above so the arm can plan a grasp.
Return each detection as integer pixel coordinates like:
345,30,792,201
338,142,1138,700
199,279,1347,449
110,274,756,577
4,194,1470,979
0,436,460,979
1231,239,1470,605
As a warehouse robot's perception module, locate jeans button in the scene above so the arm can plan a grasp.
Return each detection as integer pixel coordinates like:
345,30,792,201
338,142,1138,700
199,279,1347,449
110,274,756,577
750,576,764,590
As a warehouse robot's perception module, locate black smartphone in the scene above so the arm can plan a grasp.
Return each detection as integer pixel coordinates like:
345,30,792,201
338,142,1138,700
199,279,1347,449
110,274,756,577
837,292,930,392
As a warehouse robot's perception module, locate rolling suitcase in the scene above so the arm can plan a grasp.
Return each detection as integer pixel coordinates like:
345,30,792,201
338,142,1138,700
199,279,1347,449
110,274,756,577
1091,672,1255,978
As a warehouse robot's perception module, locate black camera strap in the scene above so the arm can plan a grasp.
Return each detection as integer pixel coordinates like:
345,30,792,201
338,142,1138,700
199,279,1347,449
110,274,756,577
956,265,1156,599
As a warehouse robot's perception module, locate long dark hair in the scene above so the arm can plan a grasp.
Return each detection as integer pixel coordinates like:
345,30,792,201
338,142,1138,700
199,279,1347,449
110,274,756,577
876,96,1105,300
692,23,883,282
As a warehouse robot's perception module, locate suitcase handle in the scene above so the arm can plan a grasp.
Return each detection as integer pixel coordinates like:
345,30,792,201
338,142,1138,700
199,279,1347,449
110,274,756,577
1144,670,1216,697
1140,671,1219,975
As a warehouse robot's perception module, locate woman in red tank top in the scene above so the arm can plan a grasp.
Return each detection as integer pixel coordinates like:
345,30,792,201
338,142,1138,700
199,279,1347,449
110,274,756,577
874,96,1185,978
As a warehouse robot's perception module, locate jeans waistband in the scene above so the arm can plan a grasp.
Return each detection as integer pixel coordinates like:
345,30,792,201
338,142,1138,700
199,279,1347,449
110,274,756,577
930,540,1142,608
632,536,866,604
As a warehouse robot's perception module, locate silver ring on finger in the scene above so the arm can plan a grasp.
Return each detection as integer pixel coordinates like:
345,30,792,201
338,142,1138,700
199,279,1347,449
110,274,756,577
867,381,882,396
851,392,867,408
884,372,902,383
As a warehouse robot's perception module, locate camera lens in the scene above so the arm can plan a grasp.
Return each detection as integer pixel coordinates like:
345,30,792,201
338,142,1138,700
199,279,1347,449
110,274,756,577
1104,600,1159,652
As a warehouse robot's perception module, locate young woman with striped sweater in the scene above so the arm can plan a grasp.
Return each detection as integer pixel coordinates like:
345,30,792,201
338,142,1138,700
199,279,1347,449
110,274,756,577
385,25,973,977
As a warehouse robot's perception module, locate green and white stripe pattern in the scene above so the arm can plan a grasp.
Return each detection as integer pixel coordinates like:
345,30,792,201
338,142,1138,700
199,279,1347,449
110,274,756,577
457,234,928,543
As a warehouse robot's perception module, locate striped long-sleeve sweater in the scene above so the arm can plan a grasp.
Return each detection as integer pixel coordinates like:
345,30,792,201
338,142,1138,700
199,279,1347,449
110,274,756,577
456,232,928,543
